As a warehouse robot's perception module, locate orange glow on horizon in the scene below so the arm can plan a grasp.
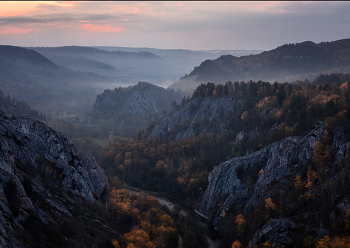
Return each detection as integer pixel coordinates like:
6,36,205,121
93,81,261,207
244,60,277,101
0,26,40,34
80,24,124,33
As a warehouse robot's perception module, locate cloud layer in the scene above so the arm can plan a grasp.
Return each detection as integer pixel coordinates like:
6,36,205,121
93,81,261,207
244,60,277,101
0,1,349,50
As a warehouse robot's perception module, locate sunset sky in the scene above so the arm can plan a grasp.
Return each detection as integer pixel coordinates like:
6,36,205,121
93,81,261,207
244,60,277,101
0,1,349,50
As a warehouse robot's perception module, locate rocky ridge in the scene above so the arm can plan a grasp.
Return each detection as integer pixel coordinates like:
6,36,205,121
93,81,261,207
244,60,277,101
93,81,183,116
148,96,245,141
0,110,110,247
196,121,350,246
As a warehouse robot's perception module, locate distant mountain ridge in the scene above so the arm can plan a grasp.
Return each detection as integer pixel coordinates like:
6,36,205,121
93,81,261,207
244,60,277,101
0,45,57,70
0,45,113,117
170,39,350,91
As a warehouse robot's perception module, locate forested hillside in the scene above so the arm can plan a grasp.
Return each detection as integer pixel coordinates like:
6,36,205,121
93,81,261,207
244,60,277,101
170,39,350,92
0,88,46,120
100,76,350,247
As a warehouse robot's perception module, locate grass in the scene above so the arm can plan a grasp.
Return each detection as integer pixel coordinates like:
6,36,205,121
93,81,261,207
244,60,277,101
72,135,127,148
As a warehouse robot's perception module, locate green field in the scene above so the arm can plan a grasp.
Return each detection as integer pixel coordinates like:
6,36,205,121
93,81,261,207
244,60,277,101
72,135,127,148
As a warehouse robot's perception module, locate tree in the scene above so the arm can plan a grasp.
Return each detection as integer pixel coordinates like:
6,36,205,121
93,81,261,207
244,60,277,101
231,240,242,248
313,141,324,168
305,166,318,191
294,176,303,193
235,214,246,239
315,235,330,248
265,198,276,211
111,239,121,248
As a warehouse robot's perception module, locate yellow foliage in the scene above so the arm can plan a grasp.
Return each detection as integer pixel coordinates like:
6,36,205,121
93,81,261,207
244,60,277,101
222,210,226,219
263,241,271,248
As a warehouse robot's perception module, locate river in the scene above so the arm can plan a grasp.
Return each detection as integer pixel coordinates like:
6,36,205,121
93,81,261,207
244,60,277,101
122,183,221,248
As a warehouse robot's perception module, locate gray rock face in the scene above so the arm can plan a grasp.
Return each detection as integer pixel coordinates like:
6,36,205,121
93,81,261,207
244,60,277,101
247,218,300,247
93,81,183,116
148,97,245,141
0,112,108,201
119,82,165,115
0,112,109,247
196,123,325,227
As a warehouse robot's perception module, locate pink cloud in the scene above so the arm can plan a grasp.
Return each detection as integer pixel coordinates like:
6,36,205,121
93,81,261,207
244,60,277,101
80,24,124,33
0,27,40,34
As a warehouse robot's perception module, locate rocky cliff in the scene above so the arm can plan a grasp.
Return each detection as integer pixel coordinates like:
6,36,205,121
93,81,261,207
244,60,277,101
93,81,182,116
148,96,245,141
197,123,323,221
0,109,112,247
91,81,184,137
197,121,350,246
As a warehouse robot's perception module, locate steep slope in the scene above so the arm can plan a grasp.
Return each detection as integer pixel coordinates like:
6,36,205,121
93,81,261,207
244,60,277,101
0,110,110,247
93,81,183,115
0,45,57,72
197,122,350,247
0,57,35,86
148,96,243,141
170,39,350,91
197,123,325,222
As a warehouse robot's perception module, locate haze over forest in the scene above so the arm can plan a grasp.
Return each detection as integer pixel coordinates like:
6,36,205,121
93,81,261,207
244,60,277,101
1,2,350,248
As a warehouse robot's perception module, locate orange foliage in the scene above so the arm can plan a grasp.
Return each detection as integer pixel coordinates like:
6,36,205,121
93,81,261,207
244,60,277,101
265,198,276,211
231,240,242,248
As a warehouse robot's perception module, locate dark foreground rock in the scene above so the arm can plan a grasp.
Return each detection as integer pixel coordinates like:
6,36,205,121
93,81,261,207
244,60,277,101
0,110,113,247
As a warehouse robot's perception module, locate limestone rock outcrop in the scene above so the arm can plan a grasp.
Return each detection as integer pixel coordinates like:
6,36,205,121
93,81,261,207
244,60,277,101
197,123,326,227
0,111,109,247
148,96,245,141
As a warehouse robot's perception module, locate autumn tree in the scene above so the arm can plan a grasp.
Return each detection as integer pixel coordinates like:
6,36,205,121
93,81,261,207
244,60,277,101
231,240,242,248
235,214,246,240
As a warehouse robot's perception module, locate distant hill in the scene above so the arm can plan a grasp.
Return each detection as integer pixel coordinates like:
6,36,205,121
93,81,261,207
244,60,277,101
0,45,112,117
31,46,173,81
89,81,183,137
319,38,350,63
170,39,350,91
93,46,264,77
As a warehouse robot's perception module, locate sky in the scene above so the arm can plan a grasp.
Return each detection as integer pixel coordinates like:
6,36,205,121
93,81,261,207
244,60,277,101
0,1,349,51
